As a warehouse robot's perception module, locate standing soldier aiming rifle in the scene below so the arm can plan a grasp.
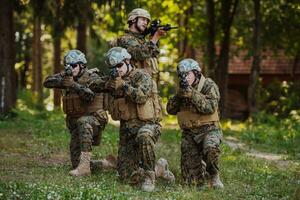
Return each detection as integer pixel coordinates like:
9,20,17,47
89,47,175,192
116,8,177,77
166,59,224,189
43,50,109,177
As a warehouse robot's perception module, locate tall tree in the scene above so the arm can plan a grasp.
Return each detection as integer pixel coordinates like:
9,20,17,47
63,0,94,54
44,0,65,108
52,0,64,108
0,0,17,114
178,0,197,59
15,9,32,90
216,0,239,117
248,0,261,114
31,0,45,107
205,0,216,78
76,2,89,54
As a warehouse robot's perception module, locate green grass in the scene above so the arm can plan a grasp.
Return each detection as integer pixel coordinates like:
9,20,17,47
0,109,300,199
222,112,300,159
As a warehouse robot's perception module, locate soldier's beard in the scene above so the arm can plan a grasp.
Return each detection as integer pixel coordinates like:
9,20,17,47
135,23,146,34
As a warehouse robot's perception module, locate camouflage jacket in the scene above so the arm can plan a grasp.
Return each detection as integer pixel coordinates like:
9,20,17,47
167,77,220,115
90,68,153,104
43,68,100,98
116,30,160,76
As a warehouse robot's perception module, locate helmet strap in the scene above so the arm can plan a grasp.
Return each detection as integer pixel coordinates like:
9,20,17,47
124,62,132,77
192,71,201,87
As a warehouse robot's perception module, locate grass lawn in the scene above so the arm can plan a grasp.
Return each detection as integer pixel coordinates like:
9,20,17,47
0,110,299,199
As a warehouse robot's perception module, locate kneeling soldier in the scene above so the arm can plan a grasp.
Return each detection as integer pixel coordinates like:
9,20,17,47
43,50,108,176
90,47,174,192
167,58,224,188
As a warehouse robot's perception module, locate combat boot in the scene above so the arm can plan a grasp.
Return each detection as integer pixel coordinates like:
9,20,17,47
141,171,156,192
209,173,224,189
90,154,117,171
69,152,91,177
155,158,175,182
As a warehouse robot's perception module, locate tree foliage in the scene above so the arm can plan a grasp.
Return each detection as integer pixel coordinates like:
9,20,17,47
2,0,299,116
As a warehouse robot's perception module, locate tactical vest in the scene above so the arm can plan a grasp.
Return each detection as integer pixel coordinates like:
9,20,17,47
177,75,220,129
109,69,162,122
117,33,159,76
62,69,106,118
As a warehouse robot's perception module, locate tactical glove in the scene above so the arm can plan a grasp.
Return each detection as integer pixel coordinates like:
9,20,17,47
62,76,75,87
177,87,193,99
106,77,125,90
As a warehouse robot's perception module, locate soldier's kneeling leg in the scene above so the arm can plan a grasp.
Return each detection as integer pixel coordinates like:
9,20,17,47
181,132,206,186
66,117,81,169
136,124,160,171
77,116,99,152
203,129,224,188
203,130,222,176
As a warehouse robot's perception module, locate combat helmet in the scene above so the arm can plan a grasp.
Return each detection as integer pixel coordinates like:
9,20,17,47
177,58,201,75
128,8,151,22
105,47,131,67
64,49,87,65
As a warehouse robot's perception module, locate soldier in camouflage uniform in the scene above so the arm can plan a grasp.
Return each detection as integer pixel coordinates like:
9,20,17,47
90,47,174,192
166,59,224,188
43,50,108,177
115,8,166,77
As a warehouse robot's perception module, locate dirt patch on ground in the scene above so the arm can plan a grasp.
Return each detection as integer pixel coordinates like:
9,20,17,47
36,153,69,166
224,136,298,169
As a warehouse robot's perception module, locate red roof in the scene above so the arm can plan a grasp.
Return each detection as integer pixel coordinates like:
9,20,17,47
228,50,300,74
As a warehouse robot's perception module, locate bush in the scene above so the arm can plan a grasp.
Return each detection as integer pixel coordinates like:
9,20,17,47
257,80,300,118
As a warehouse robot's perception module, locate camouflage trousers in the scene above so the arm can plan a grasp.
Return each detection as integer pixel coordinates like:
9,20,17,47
181,124,222,186
66,114,107,169
117,120,161,183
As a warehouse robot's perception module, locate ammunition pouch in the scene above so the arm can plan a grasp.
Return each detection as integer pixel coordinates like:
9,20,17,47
177,108,219,129
63,93,105,118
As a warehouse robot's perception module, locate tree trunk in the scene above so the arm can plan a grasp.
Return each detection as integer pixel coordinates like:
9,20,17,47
216,0,239,118
76,11,87,54
20,37,31,89
206,0,216,78
52,0,63,109
177,16,185,58
248,0,262,114
177,1,195,59
32,16,43,106
53,37,62,109
291,49,300,80
0,0,16,114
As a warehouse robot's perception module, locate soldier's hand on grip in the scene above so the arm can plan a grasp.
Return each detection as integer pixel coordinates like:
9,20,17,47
63,76,75,87
106,77,125,90
177,87,193,99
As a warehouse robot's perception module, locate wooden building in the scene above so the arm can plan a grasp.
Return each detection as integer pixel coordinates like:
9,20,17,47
227,50,300,119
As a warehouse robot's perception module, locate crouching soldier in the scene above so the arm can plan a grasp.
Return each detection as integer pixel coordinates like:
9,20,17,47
166,59,224,189
43,50,108,177
89,47,174,192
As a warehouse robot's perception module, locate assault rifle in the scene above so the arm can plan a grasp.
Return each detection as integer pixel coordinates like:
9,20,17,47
64,64,73,76
178,73,189,90
109,67,119,80
109,67,120,97
144,19,178,36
